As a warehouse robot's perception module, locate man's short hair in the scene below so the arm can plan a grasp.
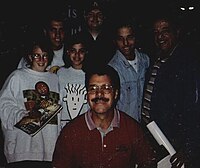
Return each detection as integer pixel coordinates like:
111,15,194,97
44,12,66,30
85,65,120,95
113,17,139,39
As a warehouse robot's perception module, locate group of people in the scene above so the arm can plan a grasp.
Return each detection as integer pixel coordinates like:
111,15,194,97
0,0,200,168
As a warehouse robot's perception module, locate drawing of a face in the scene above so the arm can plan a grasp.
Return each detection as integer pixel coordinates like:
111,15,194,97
63,83,87,119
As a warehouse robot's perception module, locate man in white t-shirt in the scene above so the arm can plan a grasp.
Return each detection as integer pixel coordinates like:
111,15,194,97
108,18,150,122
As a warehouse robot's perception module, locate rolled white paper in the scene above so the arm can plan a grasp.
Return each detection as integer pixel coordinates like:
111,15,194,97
147,121,184,168
147,121,176,155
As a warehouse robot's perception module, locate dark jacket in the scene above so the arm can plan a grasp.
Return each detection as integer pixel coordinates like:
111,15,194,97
144,42,200,166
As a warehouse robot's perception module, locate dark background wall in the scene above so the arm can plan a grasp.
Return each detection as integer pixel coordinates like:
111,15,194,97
0,0,199,89
0,0,199,166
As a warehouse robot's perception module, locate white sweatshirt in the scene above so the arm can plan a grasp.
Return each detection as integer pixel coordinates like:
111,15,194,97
57,67,89,127
0,68,61,163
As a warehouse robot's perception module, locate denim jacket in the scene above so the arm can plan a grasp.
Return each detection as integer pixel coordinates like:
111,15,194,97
109,49,149,121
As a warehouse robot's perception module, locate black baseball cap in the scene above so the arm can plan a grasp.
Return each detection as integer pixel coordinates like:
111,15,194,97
84,0,105,15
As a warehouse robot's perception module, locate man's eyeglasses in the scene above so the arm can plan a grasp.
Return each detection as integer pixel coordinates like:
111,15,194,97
31,53,48,60
88,84,113,94
87,12,104,20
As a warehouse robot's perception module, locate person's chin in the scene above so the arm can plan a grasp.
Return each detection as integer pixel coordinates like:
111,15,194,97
94,106,107,114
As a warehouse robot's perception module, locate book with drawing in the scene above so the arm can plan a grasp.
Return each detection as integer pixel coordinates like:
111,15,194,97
15,81,62,137
15,103,62,137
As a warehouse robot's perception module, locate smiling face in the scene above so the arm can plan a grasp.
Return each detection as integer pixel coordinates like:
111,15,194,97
29,46,49,72
35,81,49,96
47,20,65,50
115,26,136,60
87,74,118,115
67,43,86,69
153,19,178,54
85,8,104,31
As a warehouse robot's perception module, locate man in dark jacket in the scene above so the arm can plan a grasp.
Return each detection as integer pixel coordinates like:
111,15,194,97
76,0,115,72
142,16,200,168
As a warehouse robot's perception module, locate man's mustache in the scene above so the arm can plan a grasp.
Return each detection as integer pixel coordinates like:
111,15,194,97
91,97,109,103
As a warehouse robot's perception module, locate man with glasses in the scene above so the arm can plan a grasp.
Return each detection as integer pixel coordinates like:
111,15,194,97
76,0,115,72
52,65,157,168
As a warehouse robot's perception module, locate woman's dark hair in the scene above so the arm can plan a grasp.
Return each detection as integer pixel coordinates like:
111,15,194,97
63,34,88,70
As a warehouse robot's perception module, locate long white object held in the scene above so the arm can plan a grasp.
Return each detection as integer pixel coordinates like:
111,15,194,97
147,121,176,155
147,121,184,168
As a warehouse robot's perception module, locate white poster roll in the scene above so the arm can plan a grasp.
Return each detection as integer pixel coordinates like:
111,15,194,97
147,121,176,155
147,121,184,168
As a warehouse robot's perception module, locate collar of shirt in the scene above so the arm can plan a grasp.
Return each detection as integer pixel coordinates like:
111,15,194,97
85,108,120,131
116,49,139,67
53,45,64,58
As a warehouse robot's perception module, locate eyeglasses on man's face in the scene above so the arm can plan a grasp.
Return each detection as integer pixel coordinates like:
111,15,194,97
88,84,113,94
31,53,48,60
86,9,104,20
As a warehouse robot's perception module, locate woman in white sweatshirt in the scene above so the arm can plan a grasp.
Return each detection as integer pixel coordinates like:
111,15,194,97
0,38,61,168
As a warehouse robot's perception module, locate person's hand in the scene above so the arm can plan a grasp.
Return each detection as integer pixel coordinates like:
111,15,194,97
49,66,60,74
170,150,188,168
16,109,30,123
20,109,30,117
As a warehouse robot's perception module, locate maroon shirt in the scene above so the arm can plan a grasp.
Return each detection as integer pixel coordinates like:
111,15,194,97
53,110,156,168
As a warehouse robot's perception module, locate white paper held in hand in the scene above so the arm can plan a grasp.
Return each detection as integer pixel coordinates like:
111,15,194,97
147,121,184,168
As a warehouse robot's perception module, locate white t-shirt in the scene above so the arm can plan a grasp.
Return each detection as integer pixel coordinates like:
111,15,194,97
57,66,89,127
128,54,138,72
